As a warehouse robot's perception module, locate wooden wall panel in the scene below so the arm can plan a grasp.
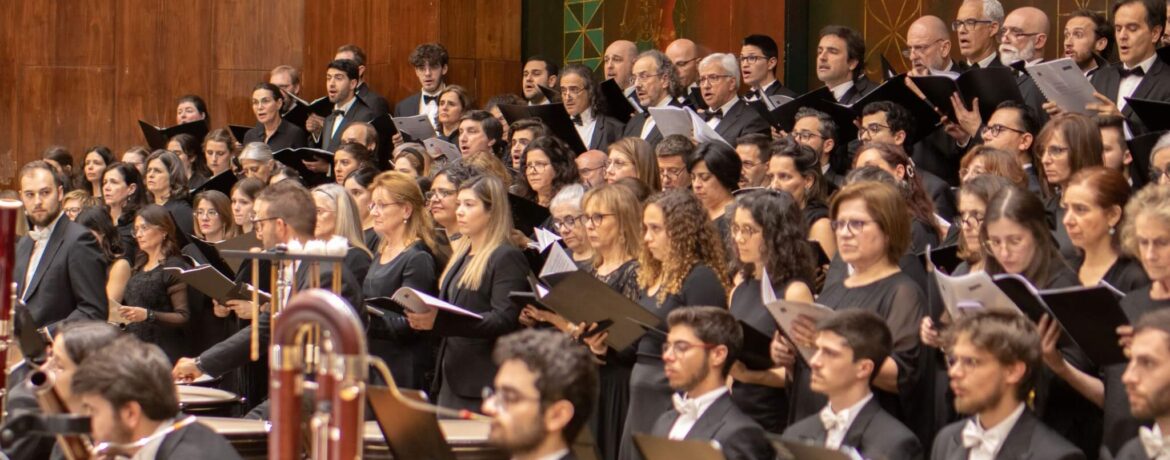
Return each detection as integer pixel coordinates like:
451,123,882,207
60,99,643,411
300,0,370,101
211,70,271,128
213,0,304,70
113,0,165,151
372,0,440,99
160,0,214,113
18,67,116,157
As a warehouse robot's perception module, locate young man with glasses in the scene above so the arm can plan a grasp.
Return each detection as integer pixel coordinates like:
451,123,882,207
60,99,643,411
931,309,1084,460
739,34,796,103
980,101,1043,193
484,329,598,460
792,108,845,188
649,306,773,460
697,53,770,146
655,134,697,190
622,50,683,148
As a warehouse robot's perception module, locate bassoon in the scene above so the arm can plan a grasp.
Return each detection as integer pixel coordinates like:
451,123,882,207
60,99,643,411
0,199,24,422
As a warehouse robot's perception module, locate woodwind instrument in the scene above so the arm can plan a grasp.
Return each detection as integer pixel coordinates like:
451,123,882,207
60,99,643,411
269,289,366,460
27,371,92,460
0,199,22,421
249,247,262,362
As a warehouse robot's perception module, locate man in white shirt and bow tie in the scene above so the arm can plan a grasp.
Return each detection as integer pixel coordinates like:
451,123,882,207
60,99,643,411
1115,309,1170,459
646,307,772,460
931,309,1084,460
781,309,921,459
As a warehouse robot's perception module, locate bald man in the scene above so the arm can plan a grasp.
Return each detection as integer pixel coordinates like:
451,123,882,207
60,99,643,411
905,16,957,75
575,150,608,189
1000,7,1049,66
666,38,705,109
605,40,639,92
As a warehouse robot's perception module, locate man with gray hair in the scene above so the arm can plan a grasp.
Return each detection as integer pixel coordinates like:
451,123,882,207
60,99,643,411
697,53,769,146
953,0,1004,69
621,50,684,148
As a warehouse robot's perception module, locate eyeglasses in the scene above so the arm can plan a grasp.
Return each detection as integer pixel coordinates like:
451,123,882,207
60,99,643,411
983,235,1028,254
1001,27,1040,40
64,206,82,217
1149,166,1170,184
195,209,220,218
369,201,403,214
901,39,946,58
791,130,824,143
634,72,663,83
984,124,1025,138
738,55,768,65
525,161,551,172
951,18,995,31
958,212,984,230
559,86,585,96
605,159,630,169
551,215,584,230
661,340,717,357
481,386,541,414
425,189,456,202
132,224,160,236
250,216,279,226
697,74,734,86
946,354,985,372
730,224,762,238
660,167,686,180
1043,145,1071,158
582,213,613,226
830,219,872,235
857,123,891,139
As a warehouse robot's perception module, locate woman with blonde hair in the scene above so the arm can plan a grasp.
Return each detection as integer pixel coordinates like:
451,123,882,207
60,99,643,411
404,174,531,411
364,171,448,389
605,137,662,191
311,183,373,283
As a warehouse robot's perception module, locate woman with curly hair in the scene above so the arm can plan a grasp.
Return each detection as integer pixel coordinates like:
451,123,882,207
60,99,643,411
726,189,815,433
519,135,580,206
619,189,729,460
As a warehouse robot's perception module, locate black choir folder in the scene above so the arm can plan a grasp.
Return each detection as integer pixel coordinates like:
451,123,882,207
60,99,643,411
633,434,726,460
497,103,588,154
138,119,210,150
190,170,237,197
367,287,483,320
600,78,637,123
769,435,856,460
163,265,270,304
537,270,663,350
738,321,776,371
227,124,251,144
367,386,458,460
909,67,1024,123
508,193,551,238
1125,97,1170,133
282,94,334,130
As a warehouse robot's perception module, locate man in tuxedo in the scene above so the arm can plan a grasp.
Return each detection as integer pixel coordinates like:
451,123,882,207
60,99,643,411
698,53,770,146
980,101,1043,193
1116,309,1170,459
335,44,390,117
792,108,845,189
740,34,796,102
1064,9,1112,77
483,329,598,460
954,0,1004,69
269,65,302,115
858,101,957,219
655,134,696,190
604,40,640,105
14,161,107,329
394,43,449,122
622,50,682,147
73,337,241,459
1000,7,1052,126
665,38,703,109
523,56,559,106
735,134,771,188
1089,0,1170,138
313,59,376,154
931,310,1085,460
782,310,921,460
816,26,876,104
906,16,959,75
560,64,624,152
650,307,772,460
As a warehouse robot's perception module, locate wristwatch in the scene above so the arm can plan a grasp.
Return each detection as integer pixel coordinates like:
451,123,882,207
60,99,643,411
146,309,156,323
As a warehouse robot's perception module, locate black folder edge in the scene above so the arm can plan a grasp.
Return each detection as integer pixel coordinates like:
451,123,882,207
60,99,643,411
497,103,588,154
273,147,334,181
228,124,252,144
1041,285,1129,367
186,235,236,280
367,386,459,460
738,321,776,371
769,89,859,142
633,434,726,460
1125,97,1170,133
190,170,238,197
138,119,210,150
909,68,1023,123
851,74,941,145
600,78,635,123
991,274,1074,347
508,193,551,238
367,296,410,317
540,271,664,349
767,433,854,460
1125,129,1167,190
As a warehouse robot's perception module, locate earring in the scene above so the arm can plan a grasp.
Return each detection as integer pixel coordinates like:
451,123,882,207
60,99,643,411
1109,226,1116,236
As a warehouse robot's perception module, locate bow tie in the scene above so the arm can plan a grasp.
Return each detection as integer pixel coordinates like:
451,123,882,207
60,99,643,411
961,420,1004,454
1140,426,1170,459
819,406,849,432
423,94,438,104
28,227,50,242
331,109,345,117
1120,66,1147,78
571,114,583,126
672,393,700,419
704,109,723,121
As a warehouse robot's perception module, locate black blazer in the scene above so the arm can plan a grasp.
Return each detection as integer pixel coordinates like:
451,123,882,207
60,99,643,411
713,99,770,146
155,421,243,460
588,114,626,152
649,393,774,460
761,80,798,99
930,409,1086,460
911,127,964,187
622,111,664,147
13,218,108,328
394,92,424,117
431,245,530,399
356,82,390,117
1091,57,1170,137
838,77,879,105
781,397,922,460
920,169,957,221
242,119,309,151
319,98,377,151
1114,436,1155,460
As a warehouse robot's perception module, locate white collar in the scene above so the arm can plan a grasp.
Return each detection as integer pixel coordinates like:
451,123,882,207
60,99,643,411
576,108,594,124
829,80,855,102
652,96,672,108
826,392,873,420
422,84,445,98
333,96,357,113
1125,53,1158,73
34,212,64,235
680,386,728,414
974,402,1026,439
713,96,740,115
969,52,998,69
754,78,778,94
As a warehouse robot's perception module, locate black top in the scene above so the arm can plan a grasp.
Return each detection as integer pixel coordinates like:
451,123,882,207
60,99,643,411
243,119,309,151
801,201,829,230
635,265,727,362
910,218,941,255
124,256,190,362
729,277,790,433
163,199,195,238
1071,255,1150,293
591,259,640,301
363,240,439,390
344,245,372,286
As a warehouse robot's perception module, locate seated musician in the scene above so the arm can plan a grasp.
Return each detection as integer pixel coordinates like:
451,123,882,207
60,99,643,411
650,306,773,460
484,329,598,460
781,309,922,459
70,336,241,459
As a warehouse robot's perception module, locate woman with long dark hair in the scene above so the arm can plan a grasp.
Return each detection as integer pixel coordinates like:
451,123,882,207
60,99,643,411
119,204,191,362
766,139,835,259
76,207,132,310
144,150,194,237
101,162,148,260
81,146,115,198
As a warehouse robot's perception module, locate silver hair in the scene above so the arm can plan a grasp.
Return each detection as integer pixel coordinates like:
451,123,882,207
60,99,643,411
699,53,741,86
1153,132,1170,162
636,49,683,99
549,183,586,211
974,0,1005,23
239,142,274,162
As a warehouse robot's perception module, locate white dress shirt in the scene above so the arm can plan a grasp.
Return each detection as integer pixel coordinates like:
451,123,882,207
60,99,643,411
820,393,874,449
574,108,597,148
1118,53,1157,112
746,79,779,102
962,403,1026,460
329,96,358,139
829,80,855,102
707,97,740,130
419,86,444,124
640,97,672,139
967,52,999,69
1139,423,1170,459
22,213,63,301
668,387,728,440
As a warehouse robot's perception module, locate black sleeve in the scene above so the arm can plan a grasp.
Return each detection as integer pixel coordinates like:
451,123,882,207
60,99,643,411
199,312,269,377
432,246,530,338
64,230,109,324
679,265,728,308
369,250,437,342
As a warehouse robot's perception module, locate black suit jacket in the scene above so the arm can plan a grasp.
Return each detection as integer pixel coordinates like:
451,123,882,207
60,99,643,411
242,119,309,151
920,169,957,221
1091,57,1170,137
318,98,377,151
911,127,964,186
588,114,625,151
781,397,922,460
1114,436,1153,460
621,99,686,148
930,409,1086,460
713,99,770,146
356,82,390,117
394,92,422,117
649,393,774,460
155,421,243,460
13,217,108,328
839,77,879,105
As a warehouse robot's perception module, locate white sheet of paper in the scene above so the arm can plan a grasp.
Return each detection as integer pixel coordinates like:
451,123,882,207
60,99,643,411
539,244,579,278
423,138,462,162
392,114,438,140
926,246,1017,318
532,227,562,252
391,287,483,319
1025,58,1097,114
762,300,835,363
760,268,778,304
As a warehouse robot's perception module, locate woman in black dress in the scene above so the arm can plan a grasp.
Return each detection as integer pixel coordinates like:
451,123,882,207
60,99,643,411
618,189,729,460
364,171,448,390
143,150,194,237
344,166,381,251
75,208,132,310
101,162,147,261
727,189,815,433
766,139,834,259
118,205,191,363
404,174,530,411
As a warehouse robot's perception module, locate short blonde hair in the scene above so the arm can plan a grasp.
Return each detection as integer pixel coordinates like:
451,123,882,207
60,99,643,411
1123,184,1170,258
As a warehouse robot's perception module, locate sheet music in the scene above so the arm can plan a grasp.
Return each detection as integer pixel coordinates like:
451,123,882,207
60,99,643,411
647,106,730,147
391,287,484,319
762,300,835,363
422,138,461,162
392,114,438,140
1025,58,1097,114
926,247,1016,318
539,244,579,278
527,227,562,252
